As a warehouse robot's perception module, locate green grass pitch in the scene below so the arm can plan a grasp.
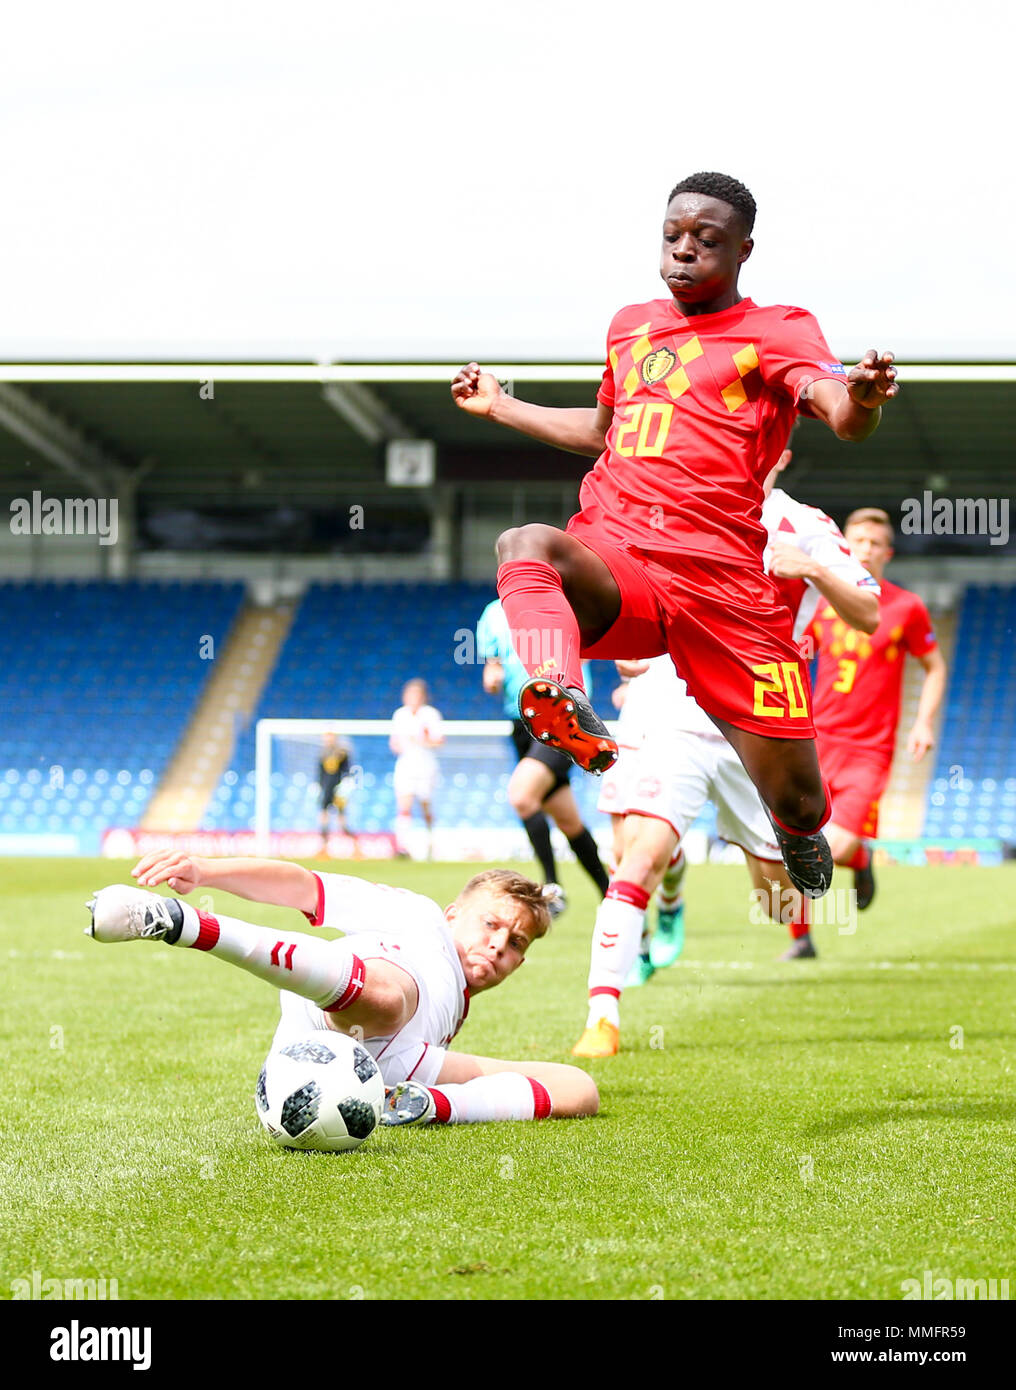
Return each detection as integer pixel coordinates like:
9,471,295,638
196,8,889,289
2,856,1014,1301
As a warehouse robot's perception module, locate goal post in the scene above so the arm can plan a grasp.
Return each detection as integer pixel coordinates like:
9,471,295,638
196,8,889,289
256,717,515,856
253,716,620,859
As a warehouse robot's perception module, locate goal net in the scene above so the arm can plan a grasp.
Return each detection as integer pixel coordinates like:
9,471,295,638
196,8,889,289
254,717,612,860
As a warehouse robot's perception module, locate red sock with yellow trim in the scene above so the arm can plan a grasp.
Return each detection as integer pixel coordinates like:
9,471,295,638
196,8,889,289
497,559,585,689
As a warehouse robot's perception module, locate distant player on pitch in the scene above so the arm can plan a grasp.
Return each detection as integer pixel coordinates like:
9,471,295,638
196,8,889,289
477,596,609,913
390,678,443,859
85,855,599,1127
317,732,353,852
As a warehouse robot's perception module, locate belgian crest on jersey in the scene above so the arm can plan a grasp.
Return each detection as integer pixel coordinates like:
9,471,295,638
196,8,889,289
641,347,676,385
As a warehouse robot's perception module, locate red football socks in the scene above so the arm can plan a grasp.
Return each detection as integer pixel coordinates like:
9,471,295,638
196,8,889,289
848,843,870,871
496,559,585,690
788,897,811,941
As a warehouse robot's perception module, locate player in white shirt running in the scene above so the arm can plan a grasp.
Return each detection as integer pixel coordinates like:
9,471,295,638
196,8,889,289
573,454,881,1057
390,678,444,858
85,853,598,1127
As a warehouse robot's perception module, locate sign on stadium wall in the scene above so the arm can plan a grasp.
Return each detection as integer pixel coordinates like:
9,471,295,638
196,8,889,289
101,828,398,859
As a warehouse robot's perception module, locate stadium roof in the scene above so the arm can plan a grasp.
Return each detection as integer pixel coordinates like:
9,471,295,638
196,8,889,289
0,366,1013,555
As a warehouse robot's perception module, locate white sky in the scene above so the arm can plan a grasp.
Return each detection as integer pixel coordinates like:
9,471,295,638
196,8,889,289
0,0,1012,362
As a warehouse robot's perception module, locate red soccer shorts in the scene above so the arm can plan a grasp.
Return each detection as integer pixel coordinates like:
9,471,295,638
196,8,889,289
816,731,892,839
566,517,816,739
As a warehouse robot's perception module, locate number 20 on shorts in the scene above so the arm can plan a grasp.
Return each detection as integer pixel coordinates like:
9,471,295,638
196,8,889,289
752,661,810,719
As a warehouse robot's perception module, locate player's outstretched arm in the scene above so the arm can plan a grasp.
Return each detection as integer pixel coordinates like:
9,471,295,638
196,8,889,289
451,362,611,458
132,852,317,914
806,350,898,441
482,658,505,695
907,648,947,760
769,539,880,633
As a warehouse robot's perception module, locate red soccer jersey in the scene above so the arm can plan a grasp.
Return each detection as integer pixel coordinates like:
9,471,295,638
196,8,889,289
584,297,848,568
810,578,938,756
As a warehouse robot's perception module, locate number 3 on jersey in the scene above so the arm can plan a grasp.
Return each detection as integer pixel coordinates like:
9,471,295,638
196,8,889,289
752,661,811,719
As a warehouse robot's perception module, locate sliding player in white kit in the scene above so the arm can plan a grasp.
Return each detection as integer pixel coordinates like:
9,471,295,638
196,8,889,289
84,853,598,1126
574,457,881,1056
390,678,444,858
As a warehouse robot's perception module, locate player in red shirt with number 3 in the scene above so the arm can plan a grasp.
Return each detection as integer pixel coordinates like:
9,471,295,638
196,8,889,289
809,508,946,916
452,172,898,898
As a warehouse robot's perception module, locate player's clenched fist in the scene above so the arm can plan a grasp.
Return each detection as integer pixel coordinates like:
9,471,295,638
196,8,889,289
847,350,898,409
451,362,505,417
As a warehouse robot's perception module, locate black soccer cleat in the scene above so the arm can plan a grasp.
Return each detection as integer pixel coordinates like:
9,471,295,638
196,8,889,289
854,856,876,911
517,677,617,776
768,817,834,899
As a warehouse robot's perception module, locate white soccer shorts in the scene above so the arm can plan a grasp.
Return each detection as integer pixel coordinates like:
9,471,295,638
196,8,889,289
619,730,781,862
393,756,439,802
596,741,642,818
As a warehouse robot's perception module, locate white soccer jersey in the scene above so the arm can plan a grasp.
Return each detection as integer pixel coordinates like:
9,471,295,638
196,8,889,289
605,490,881,851
762,487,881,642
391,703,442,798
627,654,719,739
391,704,443,763
271,872,468,1087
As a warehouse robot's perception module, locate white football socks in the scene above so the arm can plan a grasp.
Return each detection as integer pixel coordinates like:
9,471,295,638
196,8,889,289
168,899,362,1010
659,847,686,906
584,880,649,1028
395,813,413,854
429,1072,551,1123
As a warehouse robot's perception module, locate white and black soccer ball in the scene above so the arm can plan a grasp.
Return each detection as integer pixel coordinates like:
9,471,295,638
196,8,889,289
255,1032,385,1152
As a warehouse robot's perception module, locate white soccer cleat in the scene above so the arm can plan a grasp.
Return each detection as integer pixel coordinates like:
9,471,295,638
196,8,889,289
380,1081,437,1126
542,882,568,921
85,885,182,943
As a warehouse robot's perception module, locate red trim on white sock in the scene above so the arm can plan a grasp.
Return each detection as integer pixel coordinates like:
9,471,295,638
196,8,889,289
192,911,220,951
528,1077,552,1119
589,985,621,999
606,879,650,910
428,1088,452,1123
323,954,366,1011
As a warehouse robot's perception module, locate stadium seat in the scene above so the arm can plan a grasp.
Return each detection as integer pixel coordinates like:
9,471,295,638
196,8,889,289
0,580,245,850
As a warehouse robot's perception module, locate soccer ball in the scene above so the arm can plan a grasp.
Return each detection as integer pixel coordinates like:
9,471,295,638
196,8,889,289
255,1032,385,1152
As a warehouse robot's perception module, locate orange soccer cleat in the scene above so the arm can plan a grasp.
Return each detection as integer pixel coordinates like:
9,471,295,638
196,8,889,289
571,1018,620,1058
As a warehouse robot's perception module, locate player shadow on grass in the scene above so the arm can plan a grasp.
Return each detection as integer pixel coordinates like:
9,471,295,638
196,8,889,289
805,1097,1016,1137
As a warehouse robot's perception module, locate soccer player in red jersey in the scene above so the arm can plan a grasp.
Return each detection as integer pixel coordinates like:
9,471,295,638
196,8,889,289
807,508,947,918
451,171,898,899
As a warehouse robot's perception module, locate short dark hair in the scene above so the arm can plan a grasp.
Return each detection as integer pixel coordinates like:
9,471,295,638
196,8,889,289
667,172,757,235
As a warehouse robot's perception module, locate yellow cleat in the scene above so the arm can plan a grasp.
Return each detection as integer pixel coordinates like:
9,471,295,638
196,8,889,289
571,1018,620,1058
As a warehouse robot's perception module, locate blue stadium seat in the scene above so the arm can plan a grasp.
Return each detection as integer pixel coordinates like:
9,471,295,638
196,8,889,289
0,579,245,847
204,581,622,832
926,584,1016,841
